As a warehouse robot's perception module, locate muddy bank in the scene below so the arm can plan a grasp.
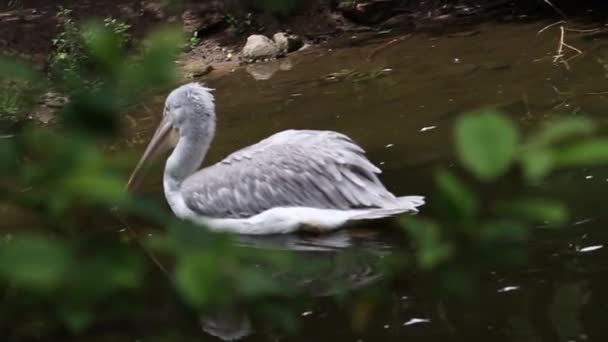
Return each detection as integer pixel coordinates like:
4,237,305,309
3,0,608,76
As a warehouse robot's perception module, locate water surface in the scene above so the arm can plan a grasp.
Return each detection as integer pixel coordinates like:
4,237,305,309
28,20,608,341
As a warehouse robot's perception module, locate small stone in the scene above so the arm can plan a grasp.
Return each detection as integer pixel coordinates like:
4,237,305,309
181,61,213,79
273,32,289,54
39,92,68,108
273,32,303,55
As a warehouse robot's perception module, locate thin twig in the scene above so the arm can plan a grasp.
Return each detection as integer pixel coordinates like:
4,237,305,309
565,27,603,33
366,34,411,61
552,25,583,69
585,91,608,95
537,20,565,35
552,26,566,63
562,41,583,54
543,0,568,19
111,207,170,278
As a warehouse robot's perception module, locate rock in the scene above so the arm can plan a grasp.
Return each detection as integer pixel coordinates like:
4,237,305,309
242,35,279,61
273,32,304,54
337,0,398,25
30,106,55,124
273,33,289,55
181,61,214,79
380,13,414,30
39,92,68,108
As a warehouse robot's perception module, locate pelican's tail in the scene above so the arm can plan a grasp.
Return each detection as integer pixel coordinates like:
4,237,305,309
349,196,425,221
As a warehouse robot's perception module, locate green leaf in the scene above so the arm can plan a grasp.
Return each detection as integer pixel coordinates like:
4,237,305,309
0,138,17,175
401,217,453,268
520,148,554,183
174,252,221,308
83,22,123,69
235,268,280,297
495,198,568,225
119,27,182,97
0,57,41,82
480,220,529,242
435,169,479,220
455,110,518,180
553,139,608,166
59,307,92,333
0,235,70,291
526,117,595,148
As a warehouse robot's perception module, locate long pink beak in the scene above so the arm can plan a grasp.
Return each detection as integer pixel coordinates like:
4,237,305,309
126,115,174,192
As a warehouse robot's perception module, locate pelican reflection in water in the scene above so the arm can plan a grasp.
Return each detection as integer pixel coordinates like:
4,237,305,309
127,83,424,234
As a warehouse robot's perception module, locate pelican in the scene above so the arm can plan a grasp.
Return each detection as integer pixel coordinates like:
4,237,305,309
128,83,424,234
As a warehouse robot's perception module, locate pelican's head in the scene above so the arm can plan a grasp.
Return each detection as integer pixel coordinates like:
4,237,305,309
164,83,216,137
127,83,216,192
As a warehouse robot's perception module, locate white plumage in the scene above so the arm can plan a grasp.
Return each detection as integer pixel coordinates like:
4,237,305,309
128,83,424,234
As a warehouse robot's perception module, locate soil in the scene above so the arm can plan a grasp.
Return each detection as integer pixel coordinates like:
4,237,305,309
2,0,608,76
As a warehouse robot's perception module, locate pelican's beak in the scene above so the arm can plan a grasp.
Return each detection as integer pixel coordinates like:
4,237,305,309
126,115,175,192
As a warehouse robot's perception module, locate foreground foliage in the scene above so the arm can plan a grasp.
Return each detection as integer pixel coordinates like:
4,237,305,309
1,14,608,340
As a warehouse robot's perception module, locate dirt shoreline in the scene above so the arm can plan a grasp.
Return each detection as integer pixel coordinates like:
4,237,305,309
2,0,608,79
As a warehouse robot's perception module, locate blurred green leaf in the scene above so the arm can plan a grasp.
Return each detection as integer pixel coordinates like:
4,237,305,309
83,22,124,70
0,235,70,291
401,217,453,268
62,151,127,204
174,251,221,308
495,198,568,225
59,307,92,333
0,58,41,82
455,110,518,180
0,138,17,174
119,27,182,98
554,139,608,166
62,89,120,137
519,148,554,182
435,169,479,220
479,220,528,242
64,244,144,302
235,268,281,297
526,117,595,148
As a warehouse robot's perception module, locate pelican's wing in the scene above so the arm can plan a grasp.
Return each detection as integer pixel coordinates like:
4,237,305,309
181,130,398,218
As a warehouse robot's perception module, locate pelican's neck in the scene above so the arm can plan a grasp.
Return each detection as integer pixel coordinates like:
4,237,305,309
163,126,214,215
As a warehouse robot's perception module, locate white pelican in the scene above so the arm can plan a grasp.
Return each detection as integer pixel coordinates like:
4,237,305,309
127,83,424,234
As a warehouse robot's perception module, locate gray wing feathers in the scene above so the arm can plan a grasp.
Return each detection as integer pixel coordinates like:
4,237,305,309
182,130,398,218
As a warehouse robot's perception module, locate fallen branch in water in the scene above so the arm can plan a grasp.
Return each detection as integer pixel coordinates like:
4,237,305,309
537,20,565,35
539,24,583,70
565,27,604,34
111,207,170,278
367,34,411,62
554,25,583,69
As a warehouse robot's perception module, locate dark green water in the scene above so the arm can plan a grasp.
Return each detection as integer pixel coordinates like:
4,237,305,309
27,21,608,341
